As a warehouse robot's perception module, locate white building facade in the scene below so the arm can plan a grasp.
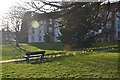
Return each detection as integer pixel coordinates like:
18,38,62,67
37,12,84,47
28,18,62,43
99,11,120,42
115,11,120,40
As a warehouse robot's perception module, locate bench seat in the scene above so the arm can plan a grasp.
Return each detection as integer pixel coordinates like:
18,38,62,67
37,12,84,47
24,51,45,62
23,54,43,58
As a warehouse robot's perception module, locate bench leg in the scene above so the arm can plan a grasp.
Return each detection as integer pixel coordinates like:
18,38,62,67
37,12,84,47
40,55,44,62
26,57,29,62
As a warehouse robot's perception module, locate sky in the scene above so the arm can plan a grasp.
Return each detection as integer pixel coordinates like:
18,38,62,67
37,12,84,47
0,0,119,30
0,0,119,16
0,0,19,17
0,0,25,30
0,0,18,29
0,0,119,17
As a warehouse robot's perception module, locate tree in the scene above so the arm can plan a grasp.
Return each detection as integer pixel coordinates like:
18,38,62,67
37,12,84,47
4,5,27,47
58,2,102,48
23,1,120,48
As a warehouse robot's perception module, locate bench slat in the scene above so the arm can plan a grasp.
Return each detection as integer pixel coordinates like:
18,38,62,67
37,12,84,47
26,51,45,55
24,51,45,62
23,54,43,58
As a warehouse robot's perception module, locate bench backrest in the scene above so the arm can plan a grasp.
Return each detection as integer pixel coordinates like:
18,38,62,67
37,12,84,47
26,51,45,55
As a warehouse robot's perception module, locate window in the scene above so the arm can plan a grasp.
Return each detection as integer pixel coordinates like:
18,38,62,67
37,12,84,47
43,20,46,24
39,36,41,41
49,27,52,32
49,18,52,24
118,20,120,28
39,31,41,34
32,28,35,33
32,36,34,42
31,12,34,17
118,31,120,39
106,21,111,28
116,11,120,28
40,21,44,25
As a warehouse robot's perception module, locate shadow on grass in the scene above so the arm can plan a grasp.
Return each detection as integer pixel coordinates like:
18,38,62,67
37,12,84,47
28,42,64,51
16,55,71,64
28,42,85,51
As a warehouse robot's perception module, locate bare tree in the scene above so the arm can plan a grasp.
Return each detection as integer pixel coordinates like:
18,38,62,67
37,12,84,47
3,4,28,47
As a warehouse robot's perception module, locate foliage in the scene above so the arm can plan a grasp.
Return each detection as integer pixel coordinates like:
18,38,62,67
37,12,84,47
2,5,27,47
59,3,103,48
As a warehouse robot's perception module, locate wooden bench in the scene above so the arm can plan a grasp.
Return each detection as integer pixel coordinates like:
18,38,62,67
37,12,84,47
23,51,45,62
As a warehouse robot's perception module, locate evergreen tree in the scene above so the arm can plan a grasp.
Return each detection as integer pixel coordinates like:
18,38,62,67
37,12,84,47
60,2,102,48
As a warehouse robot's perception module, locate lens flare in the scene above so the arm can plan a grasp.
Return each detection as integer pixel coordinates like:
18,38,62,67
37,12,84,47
31,20,39,28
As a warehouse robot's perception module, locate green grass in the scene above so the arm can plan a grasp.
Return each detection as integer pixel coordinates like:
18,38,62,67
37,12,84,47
2,52,119,78
1,44,38,60
1,43,119,78
28,42,63,50
1,42,118,60
1,43,63,60
92,41,118,47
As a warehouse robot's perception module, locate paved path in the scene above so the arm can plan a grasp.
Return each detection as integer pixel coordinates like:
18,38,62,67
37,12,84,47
0,49,114,64
0,58,26,64
0,55,58,64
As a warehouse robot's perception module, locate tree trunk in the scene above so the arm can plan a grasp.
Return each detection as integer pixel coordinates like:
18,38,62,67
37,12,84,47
16,39,19,47
16,31,19,47
63,43,71,51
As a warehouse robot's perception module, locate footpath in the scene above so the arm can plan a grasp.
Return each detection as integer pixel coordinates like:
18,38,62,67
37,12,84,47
0,59,26,64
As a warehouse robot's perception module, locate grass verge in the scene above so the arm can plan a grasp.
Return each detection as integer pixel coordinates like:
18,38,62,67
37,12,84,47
2,52,119,78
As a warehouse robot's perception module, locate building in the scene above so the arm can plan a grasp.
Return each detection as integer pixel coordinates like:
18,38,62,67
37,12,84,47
20,12,62,43
97,1,120,42
1,29,16,42
28,18,62,43
97,11,120,42
20,2,120,43
115,11,120,40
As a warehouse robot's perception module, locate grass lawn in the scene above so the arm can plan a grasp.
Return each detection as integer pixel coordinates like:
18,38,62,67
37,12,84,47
92,41,118,47
1,42,118,60
28,42,63,50
1,43,63,60
2,52,119,78
1,42,119,78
